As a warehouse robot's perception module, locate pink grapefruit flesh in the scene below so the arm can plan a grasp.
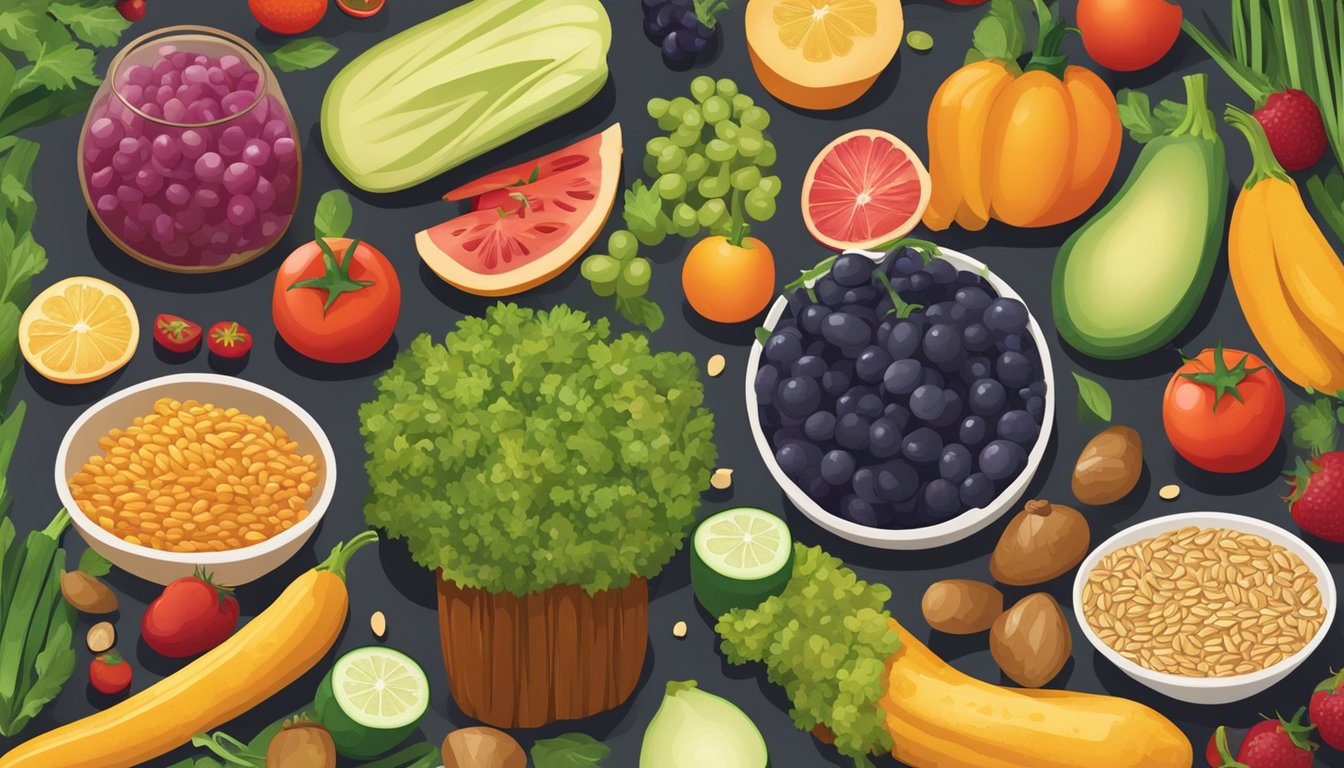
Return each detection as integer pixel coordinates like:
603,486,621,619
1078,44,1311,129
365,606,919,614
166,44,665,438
801,129,932,251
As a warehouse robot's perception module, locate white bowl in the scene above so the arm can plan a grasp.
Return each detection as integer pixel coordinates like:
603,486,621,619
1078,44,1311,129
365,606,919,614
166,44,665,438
1073,512,1337,705
56,373,336,585
746,248,1055,550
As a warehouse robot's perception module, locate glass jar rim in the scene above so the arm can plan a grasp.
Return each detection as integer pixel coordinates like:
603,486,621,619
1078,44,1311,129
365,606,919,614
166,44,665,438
106,25,271,129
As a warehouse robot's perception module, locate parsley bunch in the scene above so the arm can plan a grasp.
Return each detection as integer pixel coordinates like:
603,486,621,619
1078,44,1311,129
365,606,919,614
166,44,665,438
360,304,717,595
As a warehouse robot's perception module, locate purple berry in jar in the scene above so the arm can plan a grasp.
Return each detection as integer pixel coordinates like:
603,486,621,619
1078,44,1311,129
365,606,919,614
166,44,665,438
207,66,226,85
262,119,289,143
90,166,115,190
195,187,221,208
156,85,176,105
115,184,142,207
141,102,164,120
222,162,257,195
120,84,144,105
221,90,252,115
194,152,224,183
177,83,206,105
272,172,294,196
183,64,209,85
226,194,256,226
253,176,276,210
151,57,174,79
96,194,118,215
241,139,270,167
89,117,122,148
150,133,180,165
161,236,190,260
134,168,164,196
125,64,154,86
121,215,147,241
137,202,163,225
151,213,175,243
219,126,247,156
260,213,285,239
273,137,297,163
174,205,204,233
219,54,245,77
188,99,221,123
163,97,188,123
180,129,207,159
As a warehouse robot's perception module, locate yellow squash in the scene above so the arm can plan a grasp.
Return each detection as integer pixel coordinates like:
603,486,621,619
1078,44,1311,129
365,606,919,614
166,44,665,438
1224,106,1344,392
924,60,1013,231
0,532,377,768
881,622,1192,768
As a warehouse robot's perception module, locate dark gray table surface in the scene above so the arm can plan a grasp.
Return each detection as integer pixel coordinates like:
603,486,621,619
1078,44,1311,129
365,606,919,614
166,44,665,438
3,1,1340,765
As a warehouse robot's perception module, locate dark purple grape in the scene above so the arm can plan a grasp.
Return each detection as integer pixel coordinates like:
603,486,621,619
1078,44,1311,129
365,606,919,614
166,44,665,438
830,253,874,286
926,258,957,285
979,439,1026,481
923,323,963,366
932,389,964,428
804,411,837,442
996,351,1032,388
765,332,803,366
838,304,879,328
816,277,846,307
923,479,961,520
800,304,831,336
868,417,902,458
841,286,877,306
920,368,945,389
954,286,991,312
886,320,920,360
886,275,912,294
821,449,857,485
875,460,920,502
956,270,985,287
841,494,882,527
856,394,884,420
800,469,832,502
771,426,804,450
822,361,853,396
892,253,921,275
997,409,1039,444
835,389,861,417
984,298,1029,333
855,346,892,383
777,377,821,419
960,473,995,508
1026,395,1045,421
754,364,779,405
908,271,932,293
939,444,973,483
883,359,922,396
775,443,807,478
661,32,685,58
875,319,894,347
910,384,945,423
821,312,871,349
969,378,1007,417
851,467,881,503
946,303,970,327
792,355,826,378
960,356,992,384
999,332,1023,352
963,323,993,352
901,427,942,464
959,415,989,447
836,413,871,451
882,403,911,431
1027,380,1048,398
1017,386,1035,401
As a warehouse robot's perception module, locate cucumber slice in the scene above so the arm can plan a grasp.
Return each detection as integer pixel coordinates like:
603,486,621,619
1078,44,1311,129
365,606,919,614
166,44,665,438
691,507,794,619
315,646,429,759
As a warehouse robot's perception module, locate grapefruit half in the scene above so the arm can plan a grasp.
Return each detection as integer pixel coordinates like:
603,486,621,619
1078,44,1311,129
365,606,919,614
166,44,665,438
800,129,931,251
417,124,622,296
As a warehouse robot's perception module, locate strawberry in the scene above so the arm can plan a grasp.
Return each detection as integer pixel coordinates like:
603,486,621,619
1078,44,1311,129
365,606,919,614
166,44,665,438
1255,90,1329,172
1310,669,1344,751
1286,452,1344,543
1208,723,1280,767
1216,710,1317,768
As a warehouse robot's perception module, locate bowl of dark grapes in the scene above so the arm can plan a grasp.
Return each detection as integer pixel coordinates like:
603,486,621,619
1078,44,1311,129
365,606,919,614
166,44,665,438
746,245,1055,549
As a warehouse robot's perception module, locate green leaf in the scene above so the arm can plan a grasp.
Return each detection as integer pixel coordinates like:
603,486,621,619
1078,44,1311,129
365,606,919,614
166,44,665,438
1072,372,1113,424
0,8,46,59
0,81,95,135
1116,89,1188,144
264,38,338,73
615,296,665,331
1292,398,1338,454
4,622,74,736
15,41,99,93
313,189,352,240
0,231,47,309
967,0,1027,63
622,181,663,234
754,326,771,345
47,2,131,48
1307,171,1344,244
532,733,611,767
77,547,112,577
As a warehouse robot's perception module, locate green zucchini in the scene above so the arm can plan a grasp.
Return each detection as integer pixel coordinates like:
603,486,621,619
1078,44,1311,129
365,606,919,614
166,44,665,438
321,0,611,193
1052,73,1228,360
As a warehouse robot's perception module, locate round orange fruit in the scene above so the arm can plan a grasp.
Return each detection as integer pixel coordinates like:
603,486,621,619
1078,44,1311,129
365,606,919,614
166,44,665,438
682,236,776,324
249,0,327,35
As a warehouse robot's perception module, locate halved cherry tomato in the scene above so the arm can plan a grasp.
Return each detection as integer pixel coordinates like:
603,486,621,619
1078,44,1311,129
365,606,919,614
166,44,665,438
273,237,400,364
336,0,384,18
89,652,132,695
1162,344,1285,474
207,322,252,359
1077,0,1182,72
153,314,202,354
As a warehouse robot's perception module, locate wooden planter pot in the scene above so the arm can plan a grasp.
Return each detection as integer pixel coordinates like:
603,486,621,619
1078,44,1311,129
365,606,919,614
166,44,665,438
436,574,648,728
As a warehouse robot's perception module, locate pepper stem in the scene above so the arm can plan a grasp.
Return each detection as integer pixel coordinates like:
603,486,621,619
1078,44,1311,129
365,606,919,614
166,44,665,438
1171,74,1219,143
315,530,379,581
1224,105,1292,189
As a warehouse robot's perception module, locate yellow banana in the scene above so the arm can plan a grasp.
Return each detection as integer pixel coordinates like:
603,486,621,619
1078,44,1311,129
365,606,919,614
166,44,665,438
1263,178,1344,349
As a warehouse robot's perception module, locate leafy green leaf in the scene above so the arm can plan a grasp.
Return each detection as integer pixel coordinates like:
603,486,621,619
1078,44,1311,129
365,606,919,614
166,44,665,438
47,2,131,48
15,41,99,93
0,81,95,135
967,0,1027,64
5,622,74,736
1116,89,1188,144
1072,371,1113,424
615,296,665,331
77,547,112,577
1292,397,1338,454
313,189,352,240
0,232,47,310
754,326,770,345
0,8,46,59
622,181,663,234
532,733,611,767
1307,171,1344,245
264,38,338,73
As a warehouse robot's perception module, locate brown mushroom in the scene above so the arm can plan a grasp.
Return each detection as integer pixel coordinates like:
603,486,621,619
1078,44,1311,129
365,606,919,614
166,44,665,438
989,499,1091,586
990,593,1072,688
1071,426,1143,505
921,579,1004,634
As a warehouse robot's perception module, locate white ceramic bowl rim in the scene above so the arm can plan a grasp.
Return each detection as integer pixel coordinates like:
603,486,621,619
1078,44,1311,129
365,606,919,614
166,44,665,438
56,373,337,565
1072,511,1338,688
745,247,1057,548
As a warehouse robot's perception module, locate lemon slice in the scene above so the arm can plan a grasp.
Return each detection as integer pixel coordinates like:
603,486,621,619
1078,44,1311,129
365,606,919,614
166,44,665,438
20,276,138,384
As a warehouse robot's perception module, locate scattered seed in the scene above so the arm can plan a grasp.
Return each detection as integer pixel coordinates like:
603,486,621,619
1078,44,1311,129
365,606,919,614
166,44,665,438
707,354,726,377
1159,484,1181,501
370,610,386,638
86,621,116,654
710,468,733,490
673,620,688,638
907,30,934,52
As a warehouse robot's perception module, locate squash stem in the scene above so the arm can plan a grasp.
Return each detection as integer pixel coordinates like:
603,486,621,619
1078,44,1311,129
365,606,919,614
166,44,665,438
1024,0,1069,79
315,529,379,581
666,679,699,695
1224,105,1292,188
1171,74,1219,143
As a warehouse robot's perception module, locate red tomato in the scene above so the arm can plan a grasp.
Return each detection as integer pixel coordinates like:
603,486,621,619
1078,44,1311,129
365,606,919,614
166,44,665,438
89,652,133,695
1077,0,1182,72
273,237,400,364
207,322,252,359
1162,346,1285,474
337,0,384,17
153,314,202,354
141,571,241,658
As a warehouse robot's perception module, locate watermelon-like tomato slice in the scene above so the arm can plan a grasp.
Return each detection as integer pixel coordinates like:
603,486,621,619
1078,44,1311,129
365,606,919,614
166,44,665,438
417,124,622,296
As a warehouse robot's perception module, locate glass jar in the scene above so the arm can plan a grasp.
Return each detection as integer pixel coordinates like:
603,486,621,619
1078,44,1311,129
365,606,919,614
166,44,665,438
78,26,302,273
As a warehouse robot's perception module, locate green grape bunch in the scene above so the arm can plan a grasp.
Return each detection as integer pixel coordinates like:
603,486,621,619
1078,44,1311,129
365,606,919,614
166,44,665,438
580,76,781,331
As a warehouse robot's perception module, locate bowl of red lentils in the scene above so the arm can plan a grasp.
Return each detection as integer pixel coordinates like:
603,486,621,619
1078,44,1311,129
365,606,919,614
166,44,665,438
56,373,336,585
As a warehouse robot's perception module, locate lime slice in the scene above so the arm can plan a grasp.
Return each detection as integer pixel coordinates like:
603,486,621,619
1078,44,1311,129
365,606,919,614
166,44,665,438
691,508,794,618
315,646,429,759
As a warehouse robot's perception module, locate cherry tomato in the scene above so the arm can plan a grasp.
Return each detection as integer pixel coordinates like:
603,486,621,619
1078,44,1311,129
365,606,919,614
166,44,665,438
207,321,252,359
1162,345,1285,474
1077,0,1182,72
142,571,241,658
682,236,775,324
153,314,202,354
273,237,400,364
337,0,384,18
116,0,146,22
89,652,132,695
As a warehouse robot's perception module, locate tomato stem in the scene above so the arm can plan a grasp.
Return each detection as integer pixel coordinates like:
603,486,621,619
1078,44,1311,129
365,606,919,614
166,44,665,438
1178,341,1265,412
288,238,376,316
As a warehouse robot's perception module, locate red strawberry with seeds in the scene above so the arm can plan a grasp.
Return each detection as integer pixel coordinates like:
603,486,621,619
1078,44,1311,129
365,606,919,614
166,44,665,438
1286,452,1344,543
1256,90,1329,172
1208,722,1282,768
1219,710,1317,768
1310,669,1344,751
